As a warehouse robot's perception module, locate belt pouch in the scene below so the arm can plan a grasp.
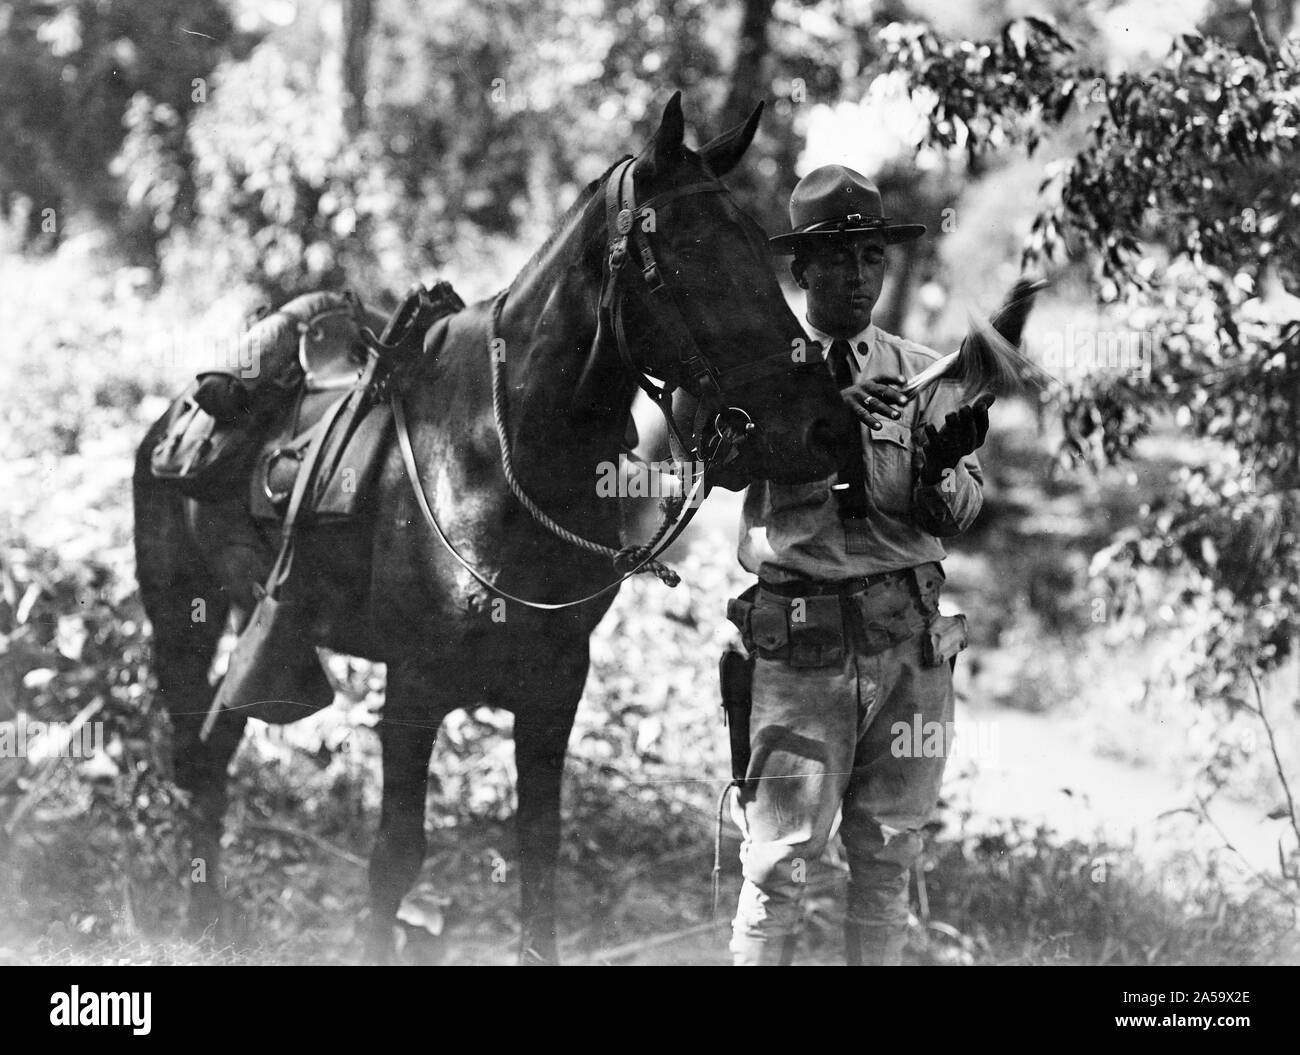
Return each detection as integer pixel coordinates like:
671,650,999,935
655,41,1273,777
854,587,917,657
786,593,846,669
923,612,969,668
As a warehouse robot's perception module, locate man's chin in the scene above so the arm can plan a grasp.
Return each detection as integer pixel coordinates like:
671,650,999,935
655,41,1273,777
815,308,873,335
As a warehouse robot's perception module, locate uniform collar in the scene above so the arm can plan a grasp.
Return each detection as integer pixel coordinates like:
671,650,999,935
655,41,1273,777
805,318,876,368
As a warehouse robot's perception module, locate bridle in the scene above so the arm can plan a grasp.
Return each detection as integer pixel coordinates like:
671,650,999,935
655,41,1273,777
393,155,796,611
594,156,800,468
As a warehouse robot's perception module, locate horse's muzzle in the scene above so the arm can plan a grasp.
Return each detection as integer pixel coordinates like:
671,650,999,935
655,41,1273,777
695,365,856,487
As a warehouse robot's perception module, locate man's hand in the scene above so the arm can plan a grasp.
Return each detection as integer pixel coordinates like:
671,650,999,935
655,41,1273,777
842,374,910,431
914,393,995,485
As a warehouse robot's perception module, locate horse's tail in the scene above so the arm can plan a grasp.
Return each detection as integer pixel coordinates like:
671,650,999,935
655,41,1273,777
132,406,231,721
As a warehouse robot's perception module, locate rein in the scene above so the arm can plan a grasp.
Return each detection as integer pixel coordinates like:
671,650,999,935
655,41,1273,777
393,389,704,612
392,288,707,612
391,157,774,611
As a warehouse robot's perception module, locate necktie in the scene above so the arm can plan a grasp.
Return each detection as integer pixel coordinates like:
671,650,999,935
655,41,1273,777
826,339,870,523
827,338,855,391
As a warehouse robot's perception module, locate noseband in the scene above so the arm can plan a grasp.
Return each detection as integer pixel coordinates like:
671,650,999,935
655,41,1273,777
392,158,797,610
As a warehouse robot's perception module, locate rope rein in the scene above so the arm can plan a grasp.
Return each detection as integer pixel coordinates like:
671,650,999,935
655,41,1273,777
486,289,687,587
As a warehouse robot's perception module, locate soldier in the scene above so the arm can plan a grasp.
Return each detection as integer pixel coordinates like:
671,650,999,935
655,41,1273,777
727,164,992,965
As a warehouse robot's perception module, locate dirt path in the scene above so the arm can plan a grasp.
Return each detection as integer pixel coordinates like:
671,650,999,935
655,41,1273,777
950,700,1285,883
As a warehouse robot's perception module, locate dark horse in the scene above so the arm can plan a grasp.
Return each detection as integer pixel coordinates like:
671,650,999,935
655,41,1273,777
132,94,854,963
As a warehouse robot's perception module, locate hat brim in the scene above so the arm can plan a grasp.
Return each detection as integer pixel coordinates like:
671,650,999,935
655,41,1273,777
768,223,927,254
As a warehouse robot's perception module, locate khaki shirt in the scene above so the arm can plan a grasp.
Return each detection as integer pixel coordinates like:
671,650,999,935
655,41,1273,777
739,321,983,581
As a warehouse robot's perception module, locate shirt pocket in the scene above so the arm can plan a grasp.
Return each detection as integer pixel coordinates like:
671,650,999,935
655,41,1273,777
865,418,912,515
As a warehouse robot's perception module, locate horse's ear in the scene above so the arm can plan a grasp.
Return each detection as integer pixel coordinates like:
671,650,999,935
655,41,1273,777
647,90,686,175
699,101,764,176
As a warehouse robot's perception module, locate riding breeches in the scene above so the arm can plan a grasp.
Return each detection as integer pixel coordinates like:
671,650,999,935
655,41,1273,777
729,571,956,966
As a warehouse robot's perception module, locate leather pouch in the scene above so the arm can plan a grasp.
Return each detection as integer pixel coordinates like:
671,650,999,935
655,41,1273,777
922,612,969,668
150,394,258,502
210,590,334,725
748,604,790,660
726,596,755,638
728,587,848,668
725,585,759,652
786,593,846,668
910,561,946,619
854,587,917,657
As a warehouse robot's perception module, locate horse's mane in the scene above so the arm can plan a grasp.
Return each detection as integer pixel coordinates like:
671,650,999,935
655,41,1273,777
515,155,632,279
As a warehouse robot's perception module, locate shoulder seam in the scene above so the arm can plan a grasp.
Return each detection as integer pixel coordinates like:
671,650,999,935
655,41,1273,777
872,327,944,362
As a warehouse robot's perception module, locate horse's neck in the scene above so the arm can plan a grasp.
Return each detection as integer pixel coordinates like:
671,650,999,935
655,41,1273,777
495,192,633,494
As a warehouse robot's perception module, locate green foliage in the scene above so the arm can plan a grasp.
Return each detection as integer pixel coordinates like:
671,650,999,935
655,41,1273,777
888,14,1300,877
145,0,734,302
164,45,403,302
0,0,233,246
882,16,1083,160
918,814,1297,965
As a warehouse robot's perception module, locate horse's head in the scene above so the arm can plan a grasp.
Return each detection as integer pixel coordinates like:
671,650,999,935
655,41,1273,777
580,92,855,486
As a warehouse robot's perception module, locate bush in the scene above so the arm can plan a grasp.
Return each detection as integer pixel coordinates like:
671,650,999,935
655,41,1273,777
916,813,1298,965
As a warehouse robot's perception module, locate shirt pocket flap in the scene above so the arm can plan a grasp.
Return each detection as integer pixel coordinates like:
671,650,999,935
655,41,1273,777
868,418,910,450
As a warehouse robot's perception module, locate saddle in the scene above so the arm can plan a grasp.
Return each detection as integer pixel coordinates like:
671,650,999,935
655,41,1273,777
150,282,464,733
151,282,464,524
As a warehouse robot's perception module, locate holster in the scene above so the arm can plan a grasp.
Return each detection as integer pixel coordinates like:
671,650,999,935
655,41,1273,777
719,647,755,782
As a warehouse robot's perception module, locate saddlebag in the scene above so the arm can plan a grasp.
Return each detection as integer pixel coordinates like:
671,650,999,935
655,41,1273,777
150,292,366,501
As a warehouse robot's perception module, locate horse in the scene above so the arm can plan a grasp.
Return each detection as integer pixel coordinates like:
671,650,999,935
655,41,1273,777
131,92,855,964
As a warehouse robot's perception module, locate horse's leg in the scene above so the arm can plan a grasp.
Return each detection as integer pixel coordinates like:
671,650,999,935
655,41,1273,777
365,661,444,963
169,673,248,938
512,661,586,965
134,470,248,937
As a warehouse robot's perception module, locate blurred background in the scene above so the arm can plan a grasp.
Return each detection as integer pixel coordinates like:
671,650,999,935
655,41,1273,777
1,0,1298,964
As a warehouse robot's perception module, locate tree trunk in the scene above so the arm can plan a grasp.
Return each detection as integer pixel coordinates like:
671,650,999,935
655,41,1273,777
716,0,778,228
874,238,919,337
720,0,775,132
1252,0,1296,42
342,0,374,135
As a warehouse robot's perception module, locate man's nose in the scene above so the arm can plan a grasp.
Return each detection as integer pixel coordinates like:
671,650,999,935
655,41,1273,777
846,262,873,287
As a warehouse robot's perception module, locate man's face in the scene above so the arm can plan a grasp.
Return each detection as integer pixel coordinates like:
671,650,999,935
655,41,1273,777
794,232,887,337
